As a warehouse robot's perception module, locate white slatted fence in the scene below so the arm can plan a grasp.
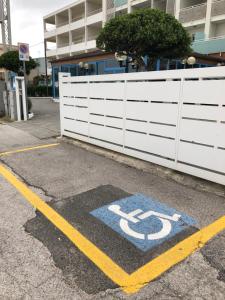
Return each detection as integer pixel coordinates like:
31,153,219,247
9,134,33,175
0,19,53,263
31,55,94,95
59,67,225,185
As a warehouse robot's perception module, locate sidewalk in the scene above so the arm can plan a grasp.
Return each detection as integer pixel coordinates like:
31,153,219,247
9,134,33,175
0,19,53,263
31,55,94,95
0,99,224,299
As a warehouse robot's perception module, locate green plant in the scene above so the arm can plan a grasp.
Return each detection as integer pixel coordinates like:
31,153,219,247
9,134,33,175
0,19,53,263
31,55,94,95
97,8,192,70
33,75,51,86
0,51,38,75
27,85,52,97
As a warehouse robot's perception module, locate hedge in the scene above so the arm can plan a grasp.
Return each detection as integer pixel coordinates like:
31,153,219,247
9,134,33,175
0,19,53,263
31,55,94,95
27,85,52,97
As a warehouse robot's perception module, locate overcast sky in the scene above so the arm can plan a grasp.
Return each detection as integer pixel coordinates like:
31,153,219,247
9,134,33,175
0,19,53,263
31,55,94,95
10,0,74,58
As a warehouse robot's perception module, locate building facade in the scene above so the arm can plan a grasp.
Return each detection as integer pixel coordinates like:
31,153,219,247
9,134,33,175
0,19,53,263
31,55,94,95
43,0,225,98
44,0,225,59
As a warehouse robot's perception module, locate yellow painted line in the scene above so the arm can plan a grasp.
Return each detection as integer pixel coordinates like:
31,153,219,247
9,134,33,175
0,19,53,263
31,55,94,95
0,164,129,288
0,164,224,294
0,143,59,157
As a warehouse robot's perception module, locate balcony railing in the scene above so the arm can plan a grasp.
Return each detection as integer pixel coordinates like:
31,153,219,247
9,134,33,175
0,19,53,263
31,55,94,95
71,14,85,23
212,0,225,17
87,34,99,41
87,8,102,17
56,20,69,28
58,42,70,48
72,36,85,45
45,26,56,33
179,3,207,23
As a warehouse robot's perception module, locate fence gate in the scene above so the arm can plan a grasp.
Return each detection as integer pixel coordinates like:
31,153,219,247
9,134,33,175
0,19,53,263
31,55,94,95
59,67,225,186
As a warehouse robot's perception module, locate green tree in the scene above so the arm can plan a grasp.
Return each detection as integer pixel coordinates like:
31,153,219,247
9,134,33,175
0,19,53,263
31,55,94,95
0,50,38,75
97,9,192,70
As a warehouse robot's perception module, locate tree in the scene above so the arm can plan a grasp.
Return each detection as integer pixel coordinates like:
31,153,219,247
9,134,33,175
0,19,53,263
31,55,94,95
0,50,38,75
97,9,192,70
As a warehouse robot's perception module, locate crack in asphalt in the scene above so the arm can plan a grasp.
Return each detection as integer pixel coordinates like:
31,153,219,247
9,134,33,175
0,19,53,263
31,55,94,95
0,157,56,203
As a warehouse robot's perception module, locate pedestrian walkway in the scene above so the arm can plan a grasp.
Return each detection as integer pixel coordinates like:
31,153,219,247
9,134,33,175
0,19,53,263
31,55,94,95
10,97,60,139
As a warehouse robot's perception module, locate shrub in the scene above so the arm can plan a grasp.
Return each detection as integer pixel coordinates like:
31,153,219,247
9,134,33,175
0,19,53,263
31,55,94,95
27,85,52,97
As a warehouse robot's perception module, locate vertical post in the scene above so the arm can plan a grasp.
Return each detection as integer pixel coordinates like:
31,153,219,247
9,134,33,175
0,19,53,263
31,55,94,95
128,0,132,13
15,78,21,121
21,77,27,121
175,0,181,20
205,0,213,39
23,60,28,118
102,0,107,25
44,39,49,97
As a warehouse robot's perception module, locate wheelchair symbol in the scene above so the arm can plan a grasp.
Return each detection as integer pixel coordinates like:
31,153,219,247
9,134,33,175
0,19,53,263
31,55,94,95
108,205,181,240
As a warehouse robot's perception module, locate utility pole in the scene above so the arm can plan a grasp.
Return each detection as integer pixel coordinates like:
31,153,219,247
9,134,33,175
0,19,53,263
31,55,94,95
0,0,12,51
0,0,12,116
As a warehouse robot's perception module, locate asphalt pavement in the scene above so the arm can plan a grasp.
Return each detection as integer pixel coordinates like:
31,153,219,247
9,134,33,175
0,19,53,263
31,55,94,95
0,98,224,299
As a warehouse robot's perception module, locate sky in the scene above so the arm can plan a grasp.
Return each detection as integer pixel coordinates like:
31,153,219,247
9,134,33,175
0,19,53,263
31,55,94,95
10,0,74,58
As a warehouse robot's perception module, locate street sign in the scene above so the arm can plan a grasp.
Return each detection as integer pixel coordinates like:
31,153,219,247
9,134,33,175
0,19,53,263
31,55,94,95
91,194,197,252
18,43,30,61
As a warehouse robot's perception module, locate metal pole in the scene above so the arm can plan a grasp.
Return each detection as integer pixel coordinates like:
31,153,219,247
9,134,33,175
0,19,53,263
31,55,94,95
44,39,49,97
23,60,28,119
1,0,12,117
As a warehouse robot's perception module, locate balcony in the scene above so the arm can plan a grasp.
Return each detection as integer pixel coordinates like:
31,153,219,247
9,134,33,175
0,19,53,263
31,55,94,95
193,35,225,54
72,35,85,45
46,48,57,58
86,39,97,51
57,43,70,55
44,28,56,39
211,0,225,18
44,16,56,38
87,8,102,17
71,38,86,53
70,15,85,31
179,3,207,24
56,10,69,29
87,10,103,25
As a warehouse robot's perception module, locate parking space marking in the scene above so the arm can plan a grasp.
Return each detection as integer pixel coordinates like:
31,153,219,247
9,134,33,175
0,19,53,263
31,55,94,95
0,164,224,294
0,143,59,157
91,194,197,252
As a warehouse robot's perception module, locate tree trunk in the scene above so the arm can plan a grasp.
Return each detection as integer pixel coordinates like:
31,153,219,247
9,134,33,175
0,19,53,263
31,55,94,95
147,57,157,71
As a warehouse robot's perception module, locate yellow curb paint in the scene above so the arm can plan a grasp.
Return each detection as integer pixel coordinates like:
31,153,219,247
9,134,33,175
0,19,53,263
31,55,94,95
0,165,129,288
0,143,59,157
0,164,224,294
125,215,225,293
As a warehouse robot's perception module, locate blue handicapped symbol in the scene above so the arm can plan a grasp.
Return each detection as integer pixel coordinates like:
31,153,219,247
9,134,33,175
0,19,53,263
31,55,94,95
91,194,197,252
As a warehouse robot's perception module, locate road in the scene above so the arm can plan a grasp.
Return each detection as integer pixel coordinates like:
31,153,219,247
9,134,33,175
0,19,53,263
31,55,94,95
0,98,224,299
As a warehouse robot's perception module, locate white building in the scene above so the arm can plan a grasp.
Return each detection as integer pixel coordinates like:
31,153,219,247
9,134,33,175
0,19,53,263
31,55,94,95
44,0,225,60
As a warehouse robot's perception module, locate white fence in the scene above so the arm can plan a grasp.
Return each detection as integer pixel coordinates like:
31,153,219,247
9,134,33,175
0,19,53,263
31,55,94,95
59,67,225,186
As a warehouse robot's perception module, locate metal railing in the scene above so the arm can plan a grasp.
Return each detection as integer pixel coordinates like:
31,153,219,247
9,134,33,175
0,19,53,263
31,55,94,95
72,36,85,45
212,0,225,17
87,34,98,41
71,14,85,23
87,8,102,17
58,42,70,48
179,3,207,23
56,20,69,28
